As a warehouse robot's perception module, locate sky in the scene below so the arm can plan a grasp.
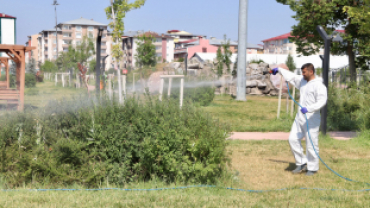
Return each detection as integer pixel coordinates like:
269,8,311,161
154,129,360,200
1,0,297,45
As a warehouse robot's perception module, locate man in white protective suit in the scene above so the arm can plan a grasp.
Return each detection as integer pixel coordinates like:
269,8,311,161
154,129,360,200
271,63,327,176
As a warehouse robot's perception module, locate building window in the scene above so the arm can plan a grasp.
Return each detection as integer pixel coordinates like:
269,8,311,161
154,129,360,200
101,42,106,46
51,32,57,36
63,40,71,44
157,38,162,43
63,25,71,30
53,39,57,44
88,32,94,38
53,55,57,59
101,49,106,54
202,47,207,53
156,46,161,50
88,26,94,31
76,32,82,39
156,53,162,57
53,47,57,52
76,40,81,45
63,48,68,52
63,33,72,38
76,26,82,31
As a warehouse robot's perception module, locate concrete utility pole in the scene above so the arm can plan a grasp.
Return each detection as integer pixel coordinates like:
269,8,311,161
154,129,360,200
52,0,59,59
110,0,123,103
236,0,248,101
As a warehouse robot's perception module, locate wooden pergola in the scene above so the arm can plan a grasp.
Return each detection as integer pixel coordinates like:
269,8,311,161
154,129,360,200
0,44,35,111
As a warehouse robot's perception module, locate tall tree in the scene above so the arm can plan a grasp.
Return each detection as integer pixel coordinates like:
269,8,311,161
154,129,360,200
285,54,296,71
26,58,37,74
135,34,157,68
56,45,76,72
105,0,146,101
276,0,369,82
344,1,370,70
216,47,224,77
222,35,232,73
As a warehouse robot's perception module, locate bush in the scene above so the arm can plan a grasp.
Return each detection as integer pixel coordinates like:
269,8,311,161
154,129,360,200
0,96,229,187
327,83,370,131
249,59,264,64
25,73,36,88
0,74,36,88
177,57,185,62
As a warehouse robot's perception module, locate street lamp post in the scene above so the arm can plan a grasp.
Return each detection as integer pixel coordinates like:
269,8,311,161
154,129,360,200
52,0,59,60
236,0,248,101
102,55,109,89
316,25,343,135
96,27,104,92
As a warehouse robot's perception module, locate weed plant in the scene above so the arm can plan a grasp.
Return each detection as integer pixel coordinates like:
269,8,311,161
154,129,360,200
327,83,370,131
0,94,229,188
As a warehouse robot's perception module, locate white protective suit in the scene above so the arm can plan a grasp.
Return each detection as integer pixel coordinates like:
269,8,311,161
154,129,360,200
279,68,327,171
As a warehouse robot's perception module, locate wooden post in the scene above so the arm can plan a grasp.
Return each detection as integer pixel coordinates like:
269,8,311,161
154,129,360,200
290,87,296,117
62,74,65,87
159,78,164,101
55,74,57,86
122,75,126,96
133,73,136,92
168,78,172,98
6,61,9,88
286,93,289,114
277,75,283,119
180,78,184,108
19,50,25,111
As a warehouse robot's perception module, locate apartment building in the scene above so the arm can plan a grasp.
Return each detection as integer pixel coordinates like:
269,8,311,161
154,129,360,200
28,17,112,70
174,37,218,60
122,31,174,68
166,30,206,44
0,13,16,57
262,31,344,55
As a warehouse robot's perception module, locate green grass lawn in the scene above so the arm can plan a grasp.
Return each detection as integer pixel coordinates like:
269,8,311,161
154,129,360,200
203,95,296,132
1,134,370,207
1,82,369,207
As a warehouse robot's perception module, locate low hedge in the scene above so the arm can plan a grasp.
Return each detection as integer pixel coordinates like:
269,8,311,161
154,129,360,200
0,96,229,188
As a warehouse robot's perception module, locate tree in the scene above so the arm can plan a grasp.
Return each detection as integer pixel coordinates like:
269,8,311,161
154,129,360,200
26,58,37,74
105,0,146,101
276,0,370,82
232,55,238,77
40,60,57,72
222,35,232,73
75,36,95,68
344,1,370,70
56,45,76,72
216,47,223,77
285,54,296,71
135,33,157,68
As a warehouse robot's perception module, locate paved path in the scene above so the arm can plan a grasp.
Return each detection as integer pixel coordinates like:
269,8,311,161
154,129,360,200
228,132,357,141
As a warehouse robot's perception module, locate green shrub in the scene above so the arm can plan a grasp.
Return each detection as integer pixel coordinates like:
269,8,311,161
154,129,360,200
0,96,229,187
177,57,184,62
327,83,370,131
249,59,264,64
25,73,36,88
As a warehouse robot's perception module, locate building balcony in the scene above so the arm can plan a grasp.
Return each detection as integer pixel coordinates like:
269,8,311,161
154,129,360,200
174,48,187,54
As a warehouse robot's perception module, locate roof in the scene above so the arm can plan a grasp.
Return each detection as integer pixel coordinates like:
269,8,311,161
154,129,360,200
122,30,173,39
209,38,238,46
59,17,107,26
262,32,293,42
42,28,62,32
0,13,16,19
247,43,263,49
178,39,198,44
193,52,238,63
262,30,346,42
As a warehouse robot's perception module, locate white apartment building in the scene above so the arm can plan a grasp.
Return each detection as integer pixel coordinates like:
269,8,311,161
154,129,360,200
28,17,113,70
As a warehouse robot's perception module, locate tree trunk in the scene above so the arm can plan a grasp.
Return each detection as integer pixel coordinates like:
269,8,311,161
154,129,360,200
347,44,357,83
